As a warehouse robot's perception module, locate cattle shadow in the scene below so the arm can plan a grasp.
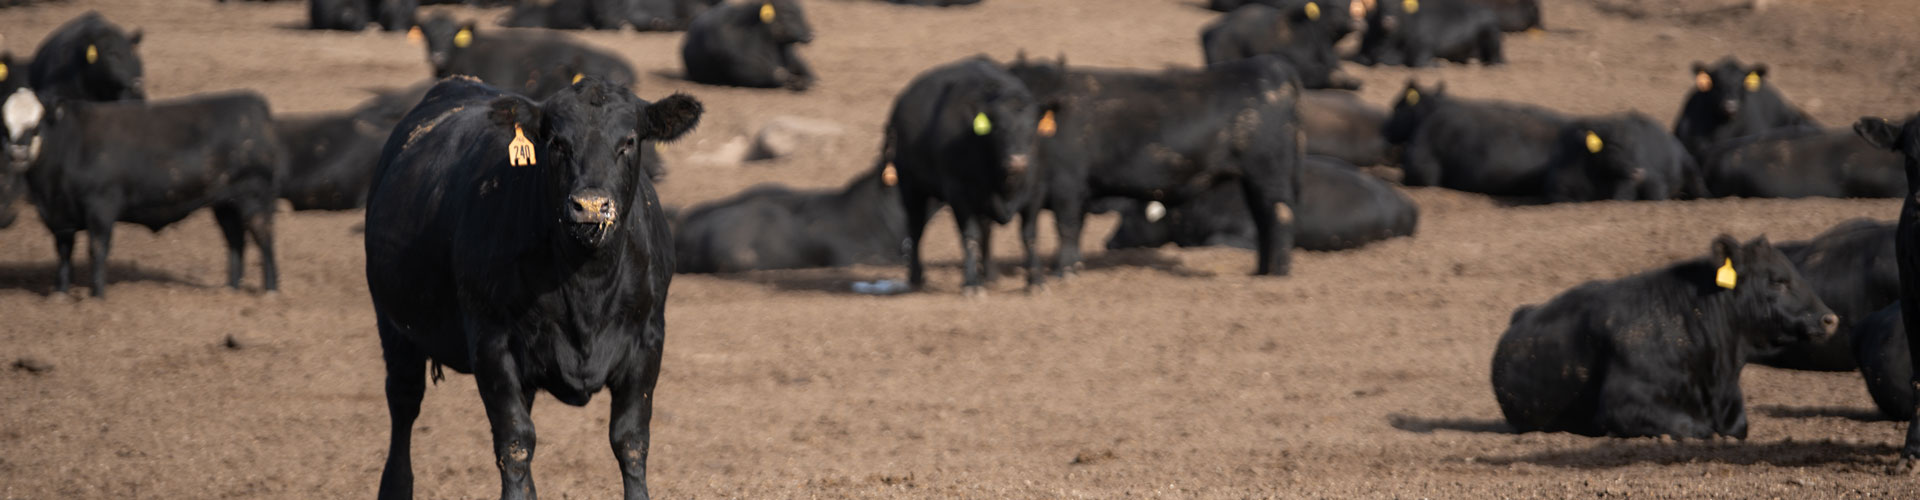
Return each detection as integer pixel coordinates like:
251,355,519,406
1079,249,1213,278
1754,404,1889,422
0,262,205,295
1388,413,1513,434
1477,439,1892,469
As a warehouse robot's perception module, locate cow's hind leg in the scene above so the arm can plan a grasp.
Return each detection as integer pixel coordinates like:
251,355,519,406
376,318,428,500
85,213,115,298
900,185,933,290
609,327,664,500
1052,198,1087,279
244,205,279,292
213,205,248,289
52,229,76,293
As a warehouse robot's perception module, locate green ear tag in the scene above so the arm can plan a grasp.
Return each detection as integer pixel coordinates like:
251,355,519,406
973,112,992,136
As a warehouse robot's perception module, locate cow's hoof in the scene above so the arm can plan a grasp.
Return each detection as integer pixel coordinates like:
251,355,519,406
1024,282,1050,296
961,286,987,299
1889,457,1920,476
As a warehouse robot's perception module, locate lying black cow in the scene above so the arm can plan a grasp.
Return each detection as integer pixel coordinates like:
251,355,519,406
1201,4,1358,90
28,12,145,102
276,85,428,211
1856,303,1914,420
1672,57,1820,163
364,77,701,500
1466,0,1540,31
631,0,724,31
1354,0,1503,67
1698,129,1903,198
885,57,1045,295
1755,218,1899,371
309,0,417,31
1545,112,1704,202
1009,55,1303,289
415,14,638,100
5,90,283,298
675,164,904,273
1207,0,1362,43
1491,235,1838,438
1299,89,1392,166
1383,81,1566,195
1854,113,1920,459
1105,156,1415,251
681,0,815,90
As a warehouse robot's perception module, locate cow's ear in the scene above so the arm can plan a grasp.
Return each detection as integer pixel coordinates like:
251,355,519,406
1749,64,1768,78
639,93,702,141
1710,234,1740,269
1691,61,1706,74
487,96,543,137
1855,117,1904,152
128,29,143,45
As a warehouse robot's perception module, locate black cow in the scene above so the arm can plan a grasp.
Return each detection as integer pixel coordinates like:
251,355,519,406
1466,0,1540,31
1299,89,1393,166
414,14,639,100
364,77,701,500
276,85,428,211
499,0,631,30
1545,112,1705,202
1105,156,1415,251
1383,81,1566,195
1491,235,1838,438
308,0,417,31
5,91,283,298
1856,302,1913,419
1207,0,1362,43
1354,0,1503,67
27,12,144,102
885,57,1044,295
1672,57,1820,163
1201,4,1359,90
1,88,41,228
1698,129,1904,198
1854,113,1920,460
675,164,904,273
631,0,725,31
1008,54,1303,289
1753,218,1899,371
681,0,815,90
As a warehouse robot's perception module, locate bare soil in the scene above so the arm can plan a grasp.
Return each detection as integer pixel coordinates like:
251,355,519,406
5,0,1920,497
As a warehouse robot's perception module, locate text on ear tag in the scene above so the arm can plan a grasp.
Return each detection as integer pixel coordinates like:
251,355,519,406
1743,72,1760,92
407,26,424,44
1585,131,1603,153
508,124,536,166
881,163,898,186
1402,0,1418,14
1037,110,1056,137
760,4,776,23
1694,71,1711,92
1404,88,1419,105
572,73,584,84
86,45,98,64
454,28,473,48
1715,258,1737,289
1304,2,1321,20
973,112,992,136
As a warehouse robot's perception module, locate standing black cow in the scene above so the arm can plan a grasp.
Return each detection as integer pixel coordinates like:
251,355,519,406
1383,81,1566,196
885,57,1044,295
680,0,815,90
1672,57,1820,163
1754,218,1899,371
675,164,904,273
1697,129,1904,199
1009,54,1304,289
1354,0,1503,67
1854,113,1920,461
1298,89,1394,166
1491,235,1838,438
28,12,145,102
415,14,639,100
1105,156,1416,251
309,0,417,31
364,77,701,500
1201,4,1358,90
1545,112,1705,202
5,90,283,298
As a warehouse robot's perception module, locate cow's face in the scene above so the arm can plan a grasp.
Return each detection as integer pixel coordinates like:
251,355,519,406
413,14,471,78
1855,114,1920,165
970,79,1047,221
1712,234,1838,350
1690,58,1766,120
756,0,813,45
493,78,701,248
0,88,42,228
83,28,144,101
1381,80,1440,144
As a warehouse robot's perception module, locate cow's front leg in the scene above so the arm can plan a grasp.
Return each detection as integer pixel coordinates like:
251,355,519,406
610,344,664,500
1019,207,1046,292
474,334,539,500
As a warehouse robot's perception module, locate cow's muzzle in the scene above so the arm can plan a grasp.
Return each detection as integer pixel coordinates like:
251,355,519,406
569,191,617,225
1007,154,1029,176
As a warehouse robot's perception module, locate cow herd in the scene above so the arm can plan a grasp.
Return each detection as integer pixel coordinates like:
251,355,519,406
4,0,1920,496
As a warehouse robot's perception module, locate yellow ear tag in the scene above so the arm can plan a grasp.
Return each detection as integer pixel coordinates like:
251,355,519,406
881,163,898,186
454,28,473,48
1694,71,1711,92
86,45,98,64
973,112,992,136
1304,2,1321,20
1715,258,1737,289
508,124,536,166
407,26,424,44
1585,131,1603,153
1404,88,1420,105
760,4,776,23
1402,0,1418,14
0,63,8,82
1037,110,1056,137
1743,72,1760,92
572,73,584,84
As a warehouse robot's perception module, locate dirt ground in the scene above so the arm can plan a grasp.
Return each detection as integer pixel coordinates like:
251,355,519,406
5,0,1920,497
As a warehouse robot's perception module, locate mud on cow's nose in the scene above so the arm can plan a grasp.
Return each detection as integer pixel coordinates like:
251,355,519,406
569,189,617,225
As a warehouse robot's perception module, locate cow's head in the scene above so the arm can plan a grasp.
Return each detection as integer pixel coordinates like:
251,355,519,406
967,61,1053,223
1855,114,1920,165
412,14,473,79
1381,79,1441,145
488,78,701,248
1710,234,1839,352
79,20,144,101
753,0,813,45
1551,116,1645,201
1689,57,1768,120
0,88,44,228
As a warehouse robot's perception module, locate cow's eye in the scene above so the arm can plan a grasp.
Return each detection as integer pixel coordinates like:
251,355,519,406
616,136,637,158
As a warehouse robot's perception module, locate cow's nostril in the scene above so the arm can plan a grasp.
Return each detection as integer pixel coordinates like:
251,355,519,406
1821,313,1840,333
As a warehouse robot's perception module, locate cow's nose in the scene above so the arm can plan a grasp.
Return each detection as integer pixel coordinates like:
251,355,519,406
1721,100,1739,115
569,192,617,224
1007,154,1029,174
1820,313,1840,335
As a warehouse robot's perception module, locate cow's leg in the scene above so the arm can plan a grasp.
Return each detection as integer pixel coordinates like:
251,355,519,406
213,205,248,289
1020,207,1046,291
52,229,76,293
376,318,427,500
956,211,987,296
1241,141,1299,276
475,335,540,500
979,219,997,283
1479,26,1506,65
1052,197,1087,279
244,205,279,292
779,44,815,91
609,337,664,500
1597,371,1717,439
1400,143,1442,187
900,185,932,290
85,214,114,298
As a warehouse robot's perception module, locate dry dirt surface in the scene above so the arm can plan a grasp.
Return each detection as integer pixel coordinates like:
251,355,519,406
5,0,1920,498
